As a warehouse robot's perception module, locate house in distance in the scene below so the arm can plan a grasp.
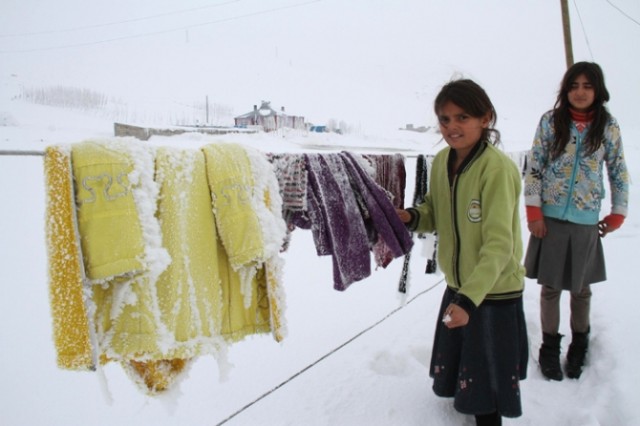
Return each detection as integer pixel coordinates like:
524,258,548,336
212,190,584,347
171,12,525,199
234,101,306,132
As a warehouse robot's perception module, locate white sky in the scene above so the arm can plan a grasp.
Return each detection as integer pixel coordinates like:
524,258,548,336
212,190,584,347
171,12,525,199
1,0,639,138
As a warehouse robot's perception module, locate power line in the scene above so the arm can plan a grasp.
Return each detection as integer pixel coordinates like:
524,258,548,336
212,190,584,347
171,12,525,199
605,0,640,27
0,0,241,38
0,0,323,54
573,0,595,60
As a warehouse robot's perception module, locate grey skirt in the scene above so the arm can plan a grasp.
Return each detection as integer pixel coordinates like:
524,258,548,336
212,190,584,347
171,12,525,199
524,218,606,292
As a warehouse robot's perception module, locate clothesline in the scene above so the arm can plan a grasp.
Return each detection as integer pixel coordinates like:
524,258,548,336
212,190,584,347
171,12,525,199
215,276,446,426
0,149,427,158
0,149,46,156
0,149,530,163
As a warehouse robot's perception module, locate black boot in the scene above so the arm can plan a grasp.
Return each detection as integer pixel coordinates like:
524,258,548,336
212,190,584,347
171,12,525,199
475,412,502,426
566,330,589,379
539,332,564,381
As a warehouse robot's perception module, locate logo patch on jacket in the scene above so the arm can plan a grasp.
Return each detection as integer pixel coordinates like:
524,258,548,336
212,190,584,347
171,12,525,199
467,199,481,223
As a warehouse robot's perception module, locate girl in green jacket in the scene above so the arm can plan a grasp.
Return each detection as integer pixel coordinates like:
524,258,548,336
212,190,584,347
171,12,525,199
397,79,527,426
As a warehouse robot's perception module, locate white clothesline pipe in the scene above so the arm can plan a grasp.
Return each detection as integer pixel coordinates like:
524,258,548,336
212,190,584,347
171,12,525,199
0,149,427,158
0,150,46,156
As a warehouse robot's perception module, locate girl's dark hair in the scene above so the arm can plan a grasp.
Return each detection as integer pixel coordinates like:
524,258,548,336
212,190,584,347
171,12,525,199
434,78,500,145
551,61,611,158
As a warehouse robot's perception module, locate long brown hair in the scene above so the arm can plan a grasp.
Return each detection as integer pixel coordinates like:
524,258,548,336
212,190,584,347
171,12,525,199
551,62,611,158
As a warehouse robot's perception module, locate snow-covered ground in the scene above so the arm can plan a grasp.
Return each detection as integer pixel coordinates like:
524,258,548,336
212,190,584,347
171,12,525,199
1,99,639,426
2,1,640,424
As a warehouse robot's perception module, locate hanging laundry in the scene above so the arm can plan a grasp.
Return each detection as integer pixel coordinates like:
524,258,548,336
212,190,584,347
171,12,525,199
45,139,288,395
293,153,371,290
44,145,94,371
265,153,308,252
202,143,288,342
362,154,407,268
266,153,308,212
364,153,406,208
340,152,413,262
289,152,413,291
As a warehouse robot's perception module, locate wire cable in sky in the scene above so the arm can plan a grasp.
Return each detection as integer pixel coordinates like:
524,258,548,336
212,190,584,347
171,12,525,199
573,0,595,60
0,0,323,54
0,0,241,38
605,0,640,27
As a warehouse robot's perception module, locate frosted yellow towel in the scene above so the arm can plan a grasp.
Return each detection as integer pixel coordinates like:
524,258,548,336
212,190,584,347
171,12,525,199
203,143,288,342
71,141,145,281
154,147,225,355
125,359,189,394
44,145,94,370
202,143,265,269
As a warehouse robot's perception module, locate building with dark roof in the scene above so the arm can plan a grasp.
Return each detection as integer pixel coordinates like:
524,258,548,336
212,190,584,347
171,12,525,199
234,101,305,132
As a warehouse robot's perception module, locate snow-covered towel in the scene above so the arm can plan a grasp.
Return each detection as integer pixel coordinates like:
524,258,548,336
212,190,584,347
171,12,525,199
153,147,226,354
340,152,413,263
362,153,408,268
267,153,308,211
46,140,288,394
44,145,94,370
71,141,147,281
202,143,288,342
302,153,372,290
363,153,406,208
292,152,413,291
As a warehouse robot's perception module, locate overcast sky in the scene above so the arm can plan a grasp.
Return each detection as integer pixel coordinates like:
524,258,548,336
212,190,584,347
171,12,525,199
1,0,638,137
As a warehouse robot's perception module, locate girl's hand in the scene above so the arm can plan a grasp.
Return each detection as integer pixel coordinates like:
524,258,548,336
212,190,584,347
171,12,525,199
442,303,469,329
528,219,547,239
598,214,625,238
396,208,411,223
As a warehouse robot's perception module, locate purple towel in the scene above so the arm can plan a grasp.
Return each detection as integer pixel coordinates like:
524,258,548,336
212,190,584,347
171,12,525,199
304,153,371,290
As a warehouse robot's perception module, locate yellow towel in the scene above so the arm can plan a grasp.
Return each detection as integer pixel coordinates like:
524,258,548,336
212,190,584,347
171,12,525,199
202,143,266,270
49,140,286,392
125,358,189,394
203,143,287,342
71,141,145,281
265,258,286,342
154,147,225,355
44,145,94,370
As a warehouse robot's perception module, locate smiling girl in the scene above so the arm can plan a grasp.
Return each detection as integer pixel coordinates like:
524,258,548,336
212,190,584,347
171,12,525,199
524,62,630,381
397,79,528,426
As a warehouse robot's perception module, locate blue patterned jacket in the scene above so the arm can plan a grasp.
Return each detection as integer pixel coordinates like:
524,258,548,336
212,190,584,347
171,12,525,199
524,110,629,225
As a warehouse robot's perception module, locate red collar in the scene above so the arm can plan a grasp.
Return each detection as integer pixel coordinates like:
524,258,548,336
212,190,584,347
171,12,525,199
569,108,594,123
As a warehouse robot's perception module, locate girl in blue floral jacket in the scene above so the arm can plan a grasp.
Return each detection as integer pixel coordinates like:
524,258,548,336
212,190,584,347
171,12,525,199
524,62,629,381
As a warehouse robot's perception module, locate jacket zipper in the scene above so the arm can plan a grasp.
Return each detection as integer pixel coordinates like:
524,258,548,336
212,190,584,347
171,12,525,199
450,173,461,287
562,126,583,219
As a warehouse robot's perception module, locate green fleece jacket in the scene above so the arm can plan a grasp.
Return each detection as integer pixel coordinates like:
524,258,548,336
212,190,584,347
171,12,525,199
408,141,525,309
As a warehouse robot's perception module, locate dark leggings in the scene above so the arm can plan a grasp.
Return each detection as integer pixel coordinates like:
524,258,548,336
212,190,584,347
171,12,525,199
475,412,502,426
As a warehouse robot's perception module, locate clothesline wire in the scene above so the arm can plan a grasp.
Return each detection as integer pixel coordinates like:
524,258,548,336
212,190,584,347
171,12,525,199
214,276,445,426
0,149,425,158
0,149,45,156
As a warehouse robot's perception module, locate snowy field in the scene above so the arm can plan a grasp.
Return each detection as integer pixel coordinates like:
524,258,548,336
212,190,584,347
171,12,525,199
0,100,639,425
2,1,640,424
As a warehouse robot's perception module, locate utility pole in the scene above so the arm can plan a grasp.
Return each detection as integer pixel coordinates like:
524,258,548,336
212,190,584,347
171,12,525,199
560,0,574,68
206,95,209,125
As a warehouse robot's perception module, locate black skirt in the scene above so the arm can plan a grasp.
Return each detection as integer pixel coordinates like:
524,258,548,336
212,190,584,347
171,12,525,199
524,218,606,292
430,288,528,418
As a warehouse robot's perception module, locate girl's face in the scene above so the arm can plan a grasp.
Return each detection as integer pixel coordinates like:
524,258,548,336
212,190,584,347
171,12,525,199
568,74,595,112
437,101,490,155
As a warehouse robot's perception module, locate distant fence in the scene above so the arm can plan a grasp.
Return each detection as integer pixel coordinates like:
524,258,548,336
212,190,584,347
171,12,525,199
113,122,258,141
